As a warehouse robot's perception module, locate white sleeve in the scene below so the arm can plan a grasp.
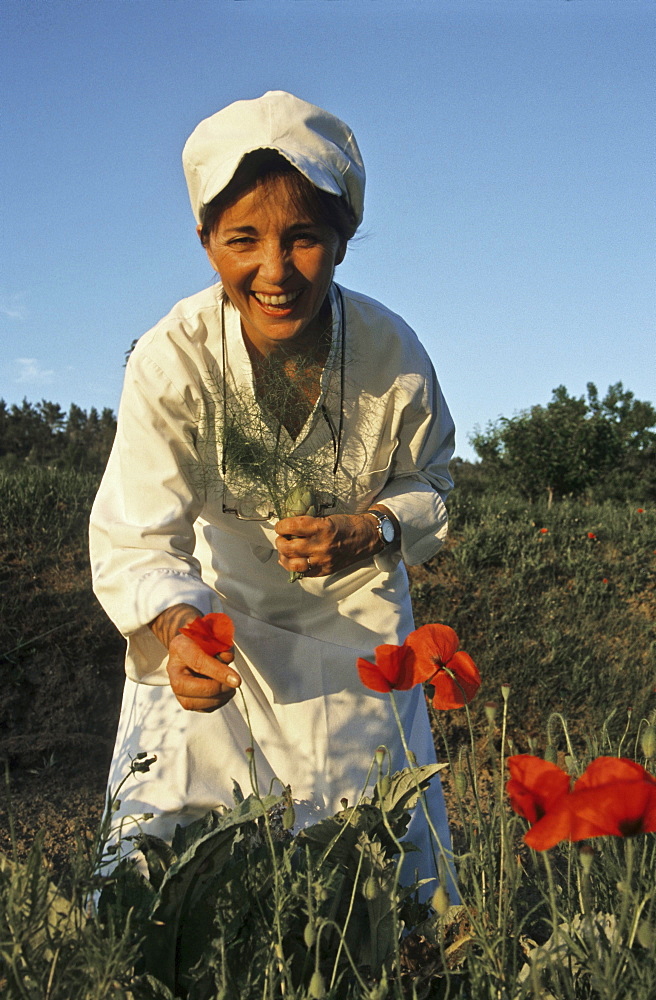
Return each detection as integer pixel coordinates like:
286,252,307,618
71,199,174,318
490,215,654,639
374,358,455,568
89,350,218,680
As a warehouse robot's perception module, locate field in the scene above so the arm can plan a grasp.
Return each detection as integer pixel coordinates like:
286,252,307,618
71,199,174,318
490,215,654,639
1,467,655,997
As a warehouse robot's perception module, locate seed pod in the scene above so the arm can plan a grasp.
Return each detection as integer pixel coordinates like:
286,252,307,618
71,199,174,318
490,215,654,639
641,724,656,760
378,774,391,798
369,975,389,1000
637,922,654,950
431,884,450,916
363,876,379,900
579,845,594,874
454,770,467,797
282,803,296,830
309,970,326,998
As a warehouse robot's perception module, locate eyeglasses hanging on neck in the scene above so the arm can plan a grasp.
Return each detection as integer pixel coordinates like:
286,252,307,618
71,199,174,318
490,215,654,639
219,287,345,521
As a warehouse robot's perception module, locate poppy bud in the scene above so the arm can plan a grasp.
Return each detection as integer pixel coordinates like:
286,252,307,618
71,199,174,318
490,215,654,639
637,922,654,950
544,744,557,764
454,770,467,797
309,971,326,998
303,922,316,948
641,724,656,760
283,803,296,830
431,884,450,916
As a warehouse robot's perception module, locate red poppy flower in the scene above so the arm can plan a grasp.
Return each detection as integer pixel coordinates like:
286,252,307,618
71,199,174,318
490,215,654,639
637,508,645,513
356,643,419,693
539,528,549,534
180,612,234,656
524,757,656,851
506,755,571,825
403,624,481,709
587,532,597,540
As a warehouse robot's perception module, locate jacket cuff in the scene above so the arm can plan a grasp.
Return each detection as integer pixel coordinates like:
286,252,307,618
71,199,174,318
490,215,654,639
374,480,448,567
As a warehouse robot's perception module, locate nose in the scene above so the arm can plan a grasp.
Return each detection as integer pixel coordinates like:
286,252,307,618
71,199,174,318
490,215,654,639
258,240,293,285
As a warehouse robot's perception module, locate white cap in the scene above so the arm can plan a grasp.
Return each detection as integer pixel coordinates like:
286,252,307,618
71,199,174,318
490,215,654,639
182,90,365,227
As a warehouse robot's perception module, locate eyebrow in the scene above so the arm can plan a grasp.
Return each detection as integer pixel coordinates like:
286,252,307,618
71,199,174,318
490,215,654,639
222,221,321,235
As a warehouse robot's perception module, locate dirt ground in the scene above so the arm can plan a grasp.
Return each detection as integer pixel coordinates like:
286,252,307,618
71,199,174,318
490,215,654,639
0,633,125,879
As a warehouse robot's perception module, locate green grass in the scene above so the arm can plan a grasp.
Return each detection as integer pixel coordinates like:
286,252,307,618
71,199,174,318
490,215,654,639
410,493,656,740
1,468,656,997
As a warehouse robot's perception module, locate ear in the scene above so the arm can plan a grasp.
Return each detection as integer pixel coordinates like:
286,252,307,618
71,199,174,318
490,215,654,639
335,239,347,267
197,223,220,272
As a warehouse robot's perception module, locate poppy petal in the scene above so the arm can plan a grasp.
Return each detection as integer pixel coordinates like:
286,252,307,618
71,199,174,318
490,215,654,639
404,623,459,680
180,612,234,656
525,778,656,849
574,756,655,791
356,657,393,693
431,651,481,709
506,755,570,824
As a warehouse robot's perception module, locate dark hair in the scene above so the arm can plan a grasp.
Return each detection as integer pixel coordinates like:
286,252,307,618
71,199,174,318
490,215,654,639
198,149,357,247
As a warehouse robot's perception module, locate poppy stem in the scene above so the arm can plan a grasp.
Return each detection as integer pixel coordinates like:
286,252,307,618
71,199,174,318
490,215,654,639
388,691,458,901
496,690,510,931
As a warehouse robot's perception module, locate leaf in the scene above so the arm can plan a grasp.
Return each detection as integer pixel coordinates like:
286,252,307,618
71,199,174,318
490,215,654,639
171,809,223,857
143,795,284,991
127,973,177,1000
134,834,177,891
374,764,448,837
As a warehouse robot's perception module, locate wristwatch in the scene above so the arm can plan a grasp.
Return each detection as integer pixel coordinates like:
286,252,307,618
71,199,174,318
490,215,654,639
366,509,396,546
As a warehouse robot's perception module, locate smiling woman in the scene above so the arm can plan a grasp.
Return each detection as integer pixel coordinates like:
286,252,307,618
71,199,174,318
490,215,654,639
89,91,457,899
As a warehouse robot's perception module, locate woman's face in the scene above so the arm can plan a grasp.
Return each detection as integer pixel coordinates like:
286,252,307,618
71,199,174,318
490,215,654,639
202,175,345,356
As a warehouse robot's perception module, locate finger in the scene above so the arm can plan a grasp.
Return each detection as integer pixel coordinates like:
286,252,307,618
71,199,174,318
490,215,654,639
275,515,317,538
173,635,241,687
175,688,236,713
172,672,233,700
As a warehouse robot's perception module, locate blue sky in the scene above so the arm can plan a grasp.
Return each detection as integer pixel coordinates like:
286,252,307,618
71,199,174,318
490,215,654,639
1,0,653,460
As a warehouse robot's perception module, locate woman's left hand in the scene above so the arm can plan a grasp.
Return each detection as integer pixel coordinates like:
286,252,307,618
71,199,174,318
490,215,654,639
274,509,396,577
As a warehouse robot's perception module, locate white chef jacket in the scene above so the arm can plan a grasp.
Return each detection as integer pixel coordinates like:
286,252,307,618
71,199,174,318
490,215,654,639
90,281,457,891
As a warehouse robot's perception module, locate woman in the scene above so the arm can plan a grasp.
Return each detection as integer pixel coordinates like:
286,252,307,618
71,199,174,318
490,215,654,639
90,91,456,892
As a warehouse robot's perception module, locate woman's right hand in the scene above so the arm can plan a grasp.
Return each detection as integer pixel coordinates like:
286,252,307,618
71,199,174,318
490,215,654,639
167,634,240,712
150,603,241,712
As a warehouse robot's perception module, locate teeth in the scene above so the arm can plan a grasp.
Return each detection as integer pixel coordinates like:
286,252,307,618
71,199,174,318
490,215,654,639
254,290,301,306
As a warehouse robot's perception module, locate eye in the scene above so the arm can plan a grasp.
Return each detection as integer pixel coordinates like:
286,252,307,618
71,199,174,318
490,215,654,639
290,228,323,246
227,236,256,247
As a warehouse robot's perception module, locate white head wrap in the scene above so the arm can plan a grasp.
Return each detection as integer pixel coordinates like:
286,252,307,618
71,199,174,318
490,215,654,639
182,90,365,227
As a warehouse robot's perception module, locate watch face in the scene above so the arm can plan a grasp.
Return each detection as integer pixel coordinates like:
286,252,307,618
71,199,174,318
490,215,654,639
381,517,395,543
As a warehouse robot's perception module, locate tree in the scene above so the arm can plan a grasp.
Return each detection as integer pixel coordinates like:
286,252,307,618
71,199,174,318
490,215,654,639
470,383,656,504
